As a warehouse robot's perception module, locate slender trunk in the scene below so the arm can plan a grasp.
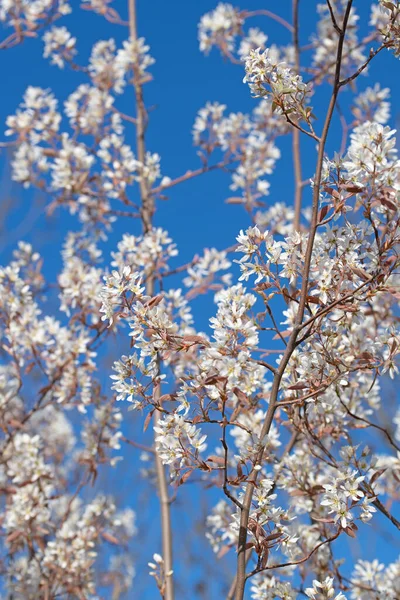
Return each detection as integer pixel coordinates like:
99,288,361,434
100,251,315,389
128,1,174,598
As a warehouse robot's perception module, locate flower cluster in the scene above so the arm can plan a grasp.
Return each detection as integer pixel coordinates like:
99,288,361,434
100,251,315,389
372,1,400,58
198,2,243,55
321,470,376,529
305,577,346,600
243,48,312,123
43,25,77,68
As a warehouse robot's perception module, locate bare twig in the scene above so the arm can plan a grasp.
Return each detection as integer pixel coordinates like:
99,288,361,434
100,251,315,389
244,9,294,33
339,44,386,88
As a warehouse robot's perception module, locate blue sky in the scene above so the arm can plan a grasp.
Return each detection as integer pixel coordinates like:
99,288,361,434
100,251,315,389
1,1,400,599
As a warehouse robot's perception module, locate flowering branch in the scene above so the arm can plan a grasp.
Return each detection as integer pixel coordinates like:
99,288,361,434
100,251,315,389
234,4,354,599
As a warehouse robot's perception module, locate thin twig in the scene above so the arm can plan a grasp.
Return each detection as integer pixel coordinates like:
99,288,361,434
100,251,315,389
339,45,386,88
244,9,294,33
245,532,341,580
292,0,303,234
151,160,232,196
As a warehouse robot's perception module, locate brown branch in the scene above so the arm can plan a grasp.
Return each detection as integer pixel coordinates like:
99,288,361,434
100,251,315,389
292,0,303,234
338,44,386,88
339,400,400,454
151,160,232,196
221,409,244,511
128,1,174,598
297,275,375,338
254,359,278,376
233,4,353,599
370,496,400,531
245,531,341,579
122,435,155,454
244,10,294,33
285,114,321,142
326,0,342,35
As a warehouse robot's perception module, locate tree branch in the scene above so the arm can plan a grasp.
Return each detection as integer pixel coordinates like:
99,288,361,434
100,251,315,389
233,4,353,599
128,1,174,598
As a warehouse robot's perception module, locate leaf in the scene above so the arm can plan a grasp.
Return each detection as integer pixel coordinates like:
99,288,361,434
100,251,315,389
143,409,154,432
217,544,232,558
102,531,120,545
273,329,292,340
178,469,193,486
340,183,364,193
6,530,23,543
350,266,370,282
290,489,308,497
324,186,340,199
287,382,308,390
24,362,36,375
263,531,282,542
204,374,227,386
311,516,335,523
182,335,210,347
233,387,249,404
343,526,356,538
357,352,374,360
225,197,244,204
245,541,255,551
318,205,329,222
7,418,24,429
146,294,164,308
370,469,387,486
261,548,269,568
207,455,225,465
381,1,395,10
380,197,397,211
158,394,173,403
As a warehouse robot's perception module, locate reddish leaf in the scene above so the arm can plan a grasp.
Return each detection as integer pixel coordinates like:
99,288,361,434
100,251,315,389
273,329,292,340
204,374,227,386
343,526,357,538
6,530,23,543
318,205,329,222
287,382,308,390
341,183,364,193
102,531,120,545
158,394,174,403
324,186,340,199
370,469,386,486
225,197,244,204
264,531,282,542
179,469,193,486
380,197,397,211
182,335,210,347
207,455,225,465
351,266,370,281
217,544,233,558
143,410,154,432
146,294,164,308
233,387,249,404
